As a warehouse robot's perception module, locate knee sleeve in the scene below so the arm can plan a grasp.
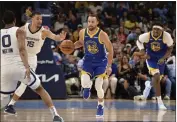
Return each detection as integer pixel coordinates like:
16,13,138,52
21,69,41,90
110,77,118,94
103,78,109,93
1,94,10,109
15,83,27,97
95,77,104,99
81,74,92,88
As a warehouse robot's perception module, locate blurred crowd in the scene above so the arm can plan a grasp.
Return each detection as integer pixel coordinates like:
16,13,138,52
21,1,176,100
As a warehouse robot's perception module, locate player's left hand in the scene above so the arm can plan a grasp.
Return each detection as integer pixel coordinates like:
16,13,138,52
59,31,67,41
106,66,112,76
158,58,165,65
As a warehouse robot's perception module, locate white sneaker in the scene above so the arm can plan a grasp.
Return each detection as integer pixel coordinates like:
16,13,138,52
134,95,146,101
152,97,156,100
164,95,170,100
158,103,167,110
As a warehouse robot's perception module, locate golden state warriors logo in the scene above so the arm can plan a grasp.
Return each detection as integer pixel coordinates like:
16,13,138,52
86,41,99,54
151,42,161,52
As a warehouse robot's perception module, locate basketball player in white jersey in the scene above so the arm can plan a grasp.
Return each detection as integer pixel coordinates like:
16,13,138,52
1,11,65,122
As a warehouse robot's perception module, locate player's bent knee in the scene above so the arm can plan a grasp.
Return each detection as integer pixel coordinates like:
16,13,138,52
29,77,41,90
81,74,92,88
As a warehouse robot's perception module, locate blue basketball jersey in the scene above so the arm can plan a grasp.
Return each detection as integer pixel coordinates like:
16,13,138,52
145,32,168,61
83,28,107,63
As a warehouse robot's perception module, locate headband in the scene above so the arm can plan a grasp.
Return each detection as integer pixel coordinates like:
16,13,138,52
153,25,163,30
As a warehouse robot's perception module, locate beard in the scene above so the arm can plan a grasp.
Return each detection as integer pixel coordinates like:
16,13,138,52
153,32,159,38
88,26,96,31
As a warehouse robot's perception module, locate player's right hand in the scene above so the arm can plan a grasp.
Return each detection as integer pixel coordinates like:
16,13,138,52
25,68,31,81
59,31,67,41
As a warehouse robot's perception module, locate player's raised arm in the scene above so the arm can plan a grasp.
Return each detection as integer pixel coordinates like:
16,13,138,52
74,29,84,49
100,31,113,68
16,28,30,78
41,29,66,41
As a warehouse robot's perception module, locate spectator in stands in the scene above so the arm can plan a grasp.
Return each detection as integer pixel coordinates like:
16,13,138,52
51,45,62,65
63,25,74,40
88,2,103,14
75,1,88,10
73,24,83,43
65,10,81,31
53,14,65,32
114,51,123,66
160,74,172,100
64,55,80,95
118,55,131,85
139,17,148,33
21,6,32,24
129,54,140,68
124,15,139,31
117,26,127,45
163,22,172,32
126,27,141,46
103,2,116,27
119,11,128,25
103,63,118,99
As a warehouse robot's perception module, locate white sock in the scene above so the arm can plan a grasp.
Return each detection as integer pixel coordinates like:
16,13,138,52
98,101,104,106
143,81,152,99
8,99,16,106
143,87,151,99
49,106,59,117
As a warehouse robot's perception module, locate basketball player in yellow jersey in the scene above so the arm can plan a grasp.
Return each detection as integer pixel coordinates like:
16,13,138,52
2,11,66,122
75,14,113,117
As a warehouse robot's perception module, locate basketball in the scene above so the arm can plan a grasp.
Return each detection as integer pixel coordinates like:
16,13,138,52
59,40,75,55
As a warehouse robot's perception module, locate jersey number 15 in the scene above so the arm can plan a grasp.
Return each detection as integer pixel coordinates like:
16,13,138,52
27,41,34,47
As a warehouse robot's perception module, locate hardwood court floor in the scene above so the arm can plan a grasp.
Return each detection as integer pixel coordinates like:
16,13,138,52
1,99,176,122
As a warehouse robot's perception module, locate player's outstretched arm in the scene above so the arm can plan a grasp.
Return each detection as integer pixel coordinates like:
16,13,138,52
100,31,113,67
41,29,66,41
74,29,84,49
16,28,30,78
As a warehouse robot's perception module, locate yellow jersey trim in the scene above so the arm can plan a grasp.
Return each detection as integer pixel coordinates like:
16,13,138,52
98,30,103,44
151,31,162,41
87,27,99,38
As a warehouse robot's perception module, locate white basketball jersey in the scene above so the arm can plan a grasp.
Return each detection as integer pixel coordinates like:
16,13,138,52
1,27,22,66
24,23,45,56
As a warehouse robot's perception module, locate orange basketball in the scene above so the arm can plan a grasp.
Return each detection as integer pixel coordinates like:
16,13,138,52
59,40,75,55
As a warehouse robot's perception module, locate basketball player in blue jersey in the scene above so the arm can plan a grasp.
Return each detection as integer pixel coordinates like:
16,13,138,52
75,14,113,117
135,21,173,110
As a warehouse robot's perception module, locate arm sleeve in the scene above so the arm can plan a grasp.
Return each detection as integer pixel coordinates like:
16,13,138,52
163,31,174,47
136,33,150,50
